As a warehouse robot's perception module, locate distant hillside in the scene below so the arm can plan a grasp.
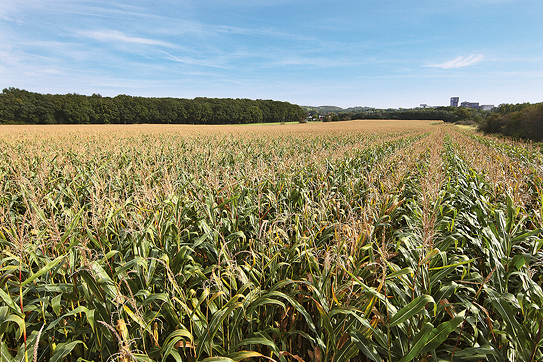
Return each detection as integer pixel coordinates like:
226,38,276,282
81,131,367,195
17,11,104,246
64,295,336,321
344,106,377,113
303,105,344,113
303,105,376,113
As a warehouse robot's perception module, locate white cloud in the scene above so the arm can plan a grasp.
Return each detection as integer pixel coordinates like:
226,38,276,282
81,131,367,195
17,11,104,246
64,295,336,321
428,54,484,69
80,30,174,48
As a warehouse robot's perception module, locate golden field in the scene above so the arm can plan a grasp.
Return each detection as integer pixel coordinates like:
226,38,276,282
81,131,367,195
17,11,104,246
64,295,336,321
0,119,435,138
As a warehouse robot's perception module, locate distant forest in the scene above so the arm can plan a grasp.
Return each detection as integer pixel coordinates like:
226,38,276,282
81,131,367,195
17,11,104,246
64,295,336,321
305,105,485,124
350,107,478,123
0,88,306,125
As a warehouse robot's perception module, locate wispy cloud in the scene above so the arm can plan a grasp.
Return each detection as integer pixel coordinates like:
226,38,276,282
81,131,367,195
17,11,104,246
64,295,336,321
0,0,17,20
267,55,363,69
159,50,229,69
80,30,174,48
428,54,484,69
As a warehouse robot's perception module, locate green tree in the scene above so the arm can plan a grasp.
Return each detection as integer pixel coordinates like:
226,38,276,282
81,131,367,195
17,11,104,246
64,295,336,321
249,105,263,123
57,94,93,124
453,107,472,122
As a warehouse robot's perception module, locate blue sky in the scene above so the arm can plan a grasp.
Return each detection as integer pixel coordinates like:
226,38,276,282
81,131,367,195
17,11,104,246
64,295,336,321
1,0,542,108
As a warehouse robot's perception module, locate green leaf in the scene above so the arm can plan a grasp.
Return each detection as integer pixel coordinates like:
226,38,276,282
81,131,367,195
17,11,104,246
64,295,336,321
197,295,245,358
52,294,62,316
141,292,170,307
421,310,466,354
21,254,65,287
350,330,381,362
267,290,319,336
420,248,440,265
334,339,359,362
428,258,475,271
232,337,277,351
50,340,86,362
0,288,21,316
104,250,120,260
226,231,245,242
512,228,542,243
115,256,148,277
453,346,498,359
0,342,14,362
2,314,25,339
511,254,526,271
124,304,147,331
485,289,530,358
246,297,285,316
133,353,155,362
398,322,433,362
91,262,118,301
79,269,105,303
60,208,84,245
64,306,95,331
386,267,413,280
390,295,434,327
201,358,234,362
161,329,194,362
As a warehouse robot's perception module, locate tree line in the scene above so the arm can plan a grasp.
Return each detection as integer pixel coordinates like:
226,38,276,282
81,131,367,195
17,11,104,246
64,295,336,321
0,88,307,125
350,106,478,123
479,102,543,142
306,105,489,124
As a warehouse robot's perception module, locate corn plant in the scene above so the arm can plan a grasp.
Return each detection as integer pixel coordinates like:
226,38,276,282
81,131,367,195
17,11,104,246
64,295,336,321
0,122,541,362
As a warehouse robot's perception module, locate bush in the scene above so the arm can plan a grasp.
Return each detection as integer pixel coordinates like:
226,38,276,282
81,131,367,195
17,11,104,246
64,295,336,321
479,103,543,141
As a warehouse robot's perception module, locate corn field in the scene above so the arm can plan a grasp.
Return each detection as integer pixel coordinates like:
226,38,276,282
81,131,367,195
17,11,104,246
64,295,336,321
0,121,542,362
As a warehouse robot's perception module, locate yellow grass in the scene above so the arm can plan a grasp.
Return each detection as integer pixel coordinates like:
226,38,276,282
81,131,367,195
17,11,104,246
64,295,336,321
455,124,478,131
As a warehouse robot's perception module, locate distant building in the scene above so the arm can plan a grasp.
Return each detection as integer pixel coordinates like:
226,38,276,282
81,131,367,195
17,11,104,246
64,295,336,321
420,104,428,108
461,101,480,110
480,105,495,111
450,97,459,107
